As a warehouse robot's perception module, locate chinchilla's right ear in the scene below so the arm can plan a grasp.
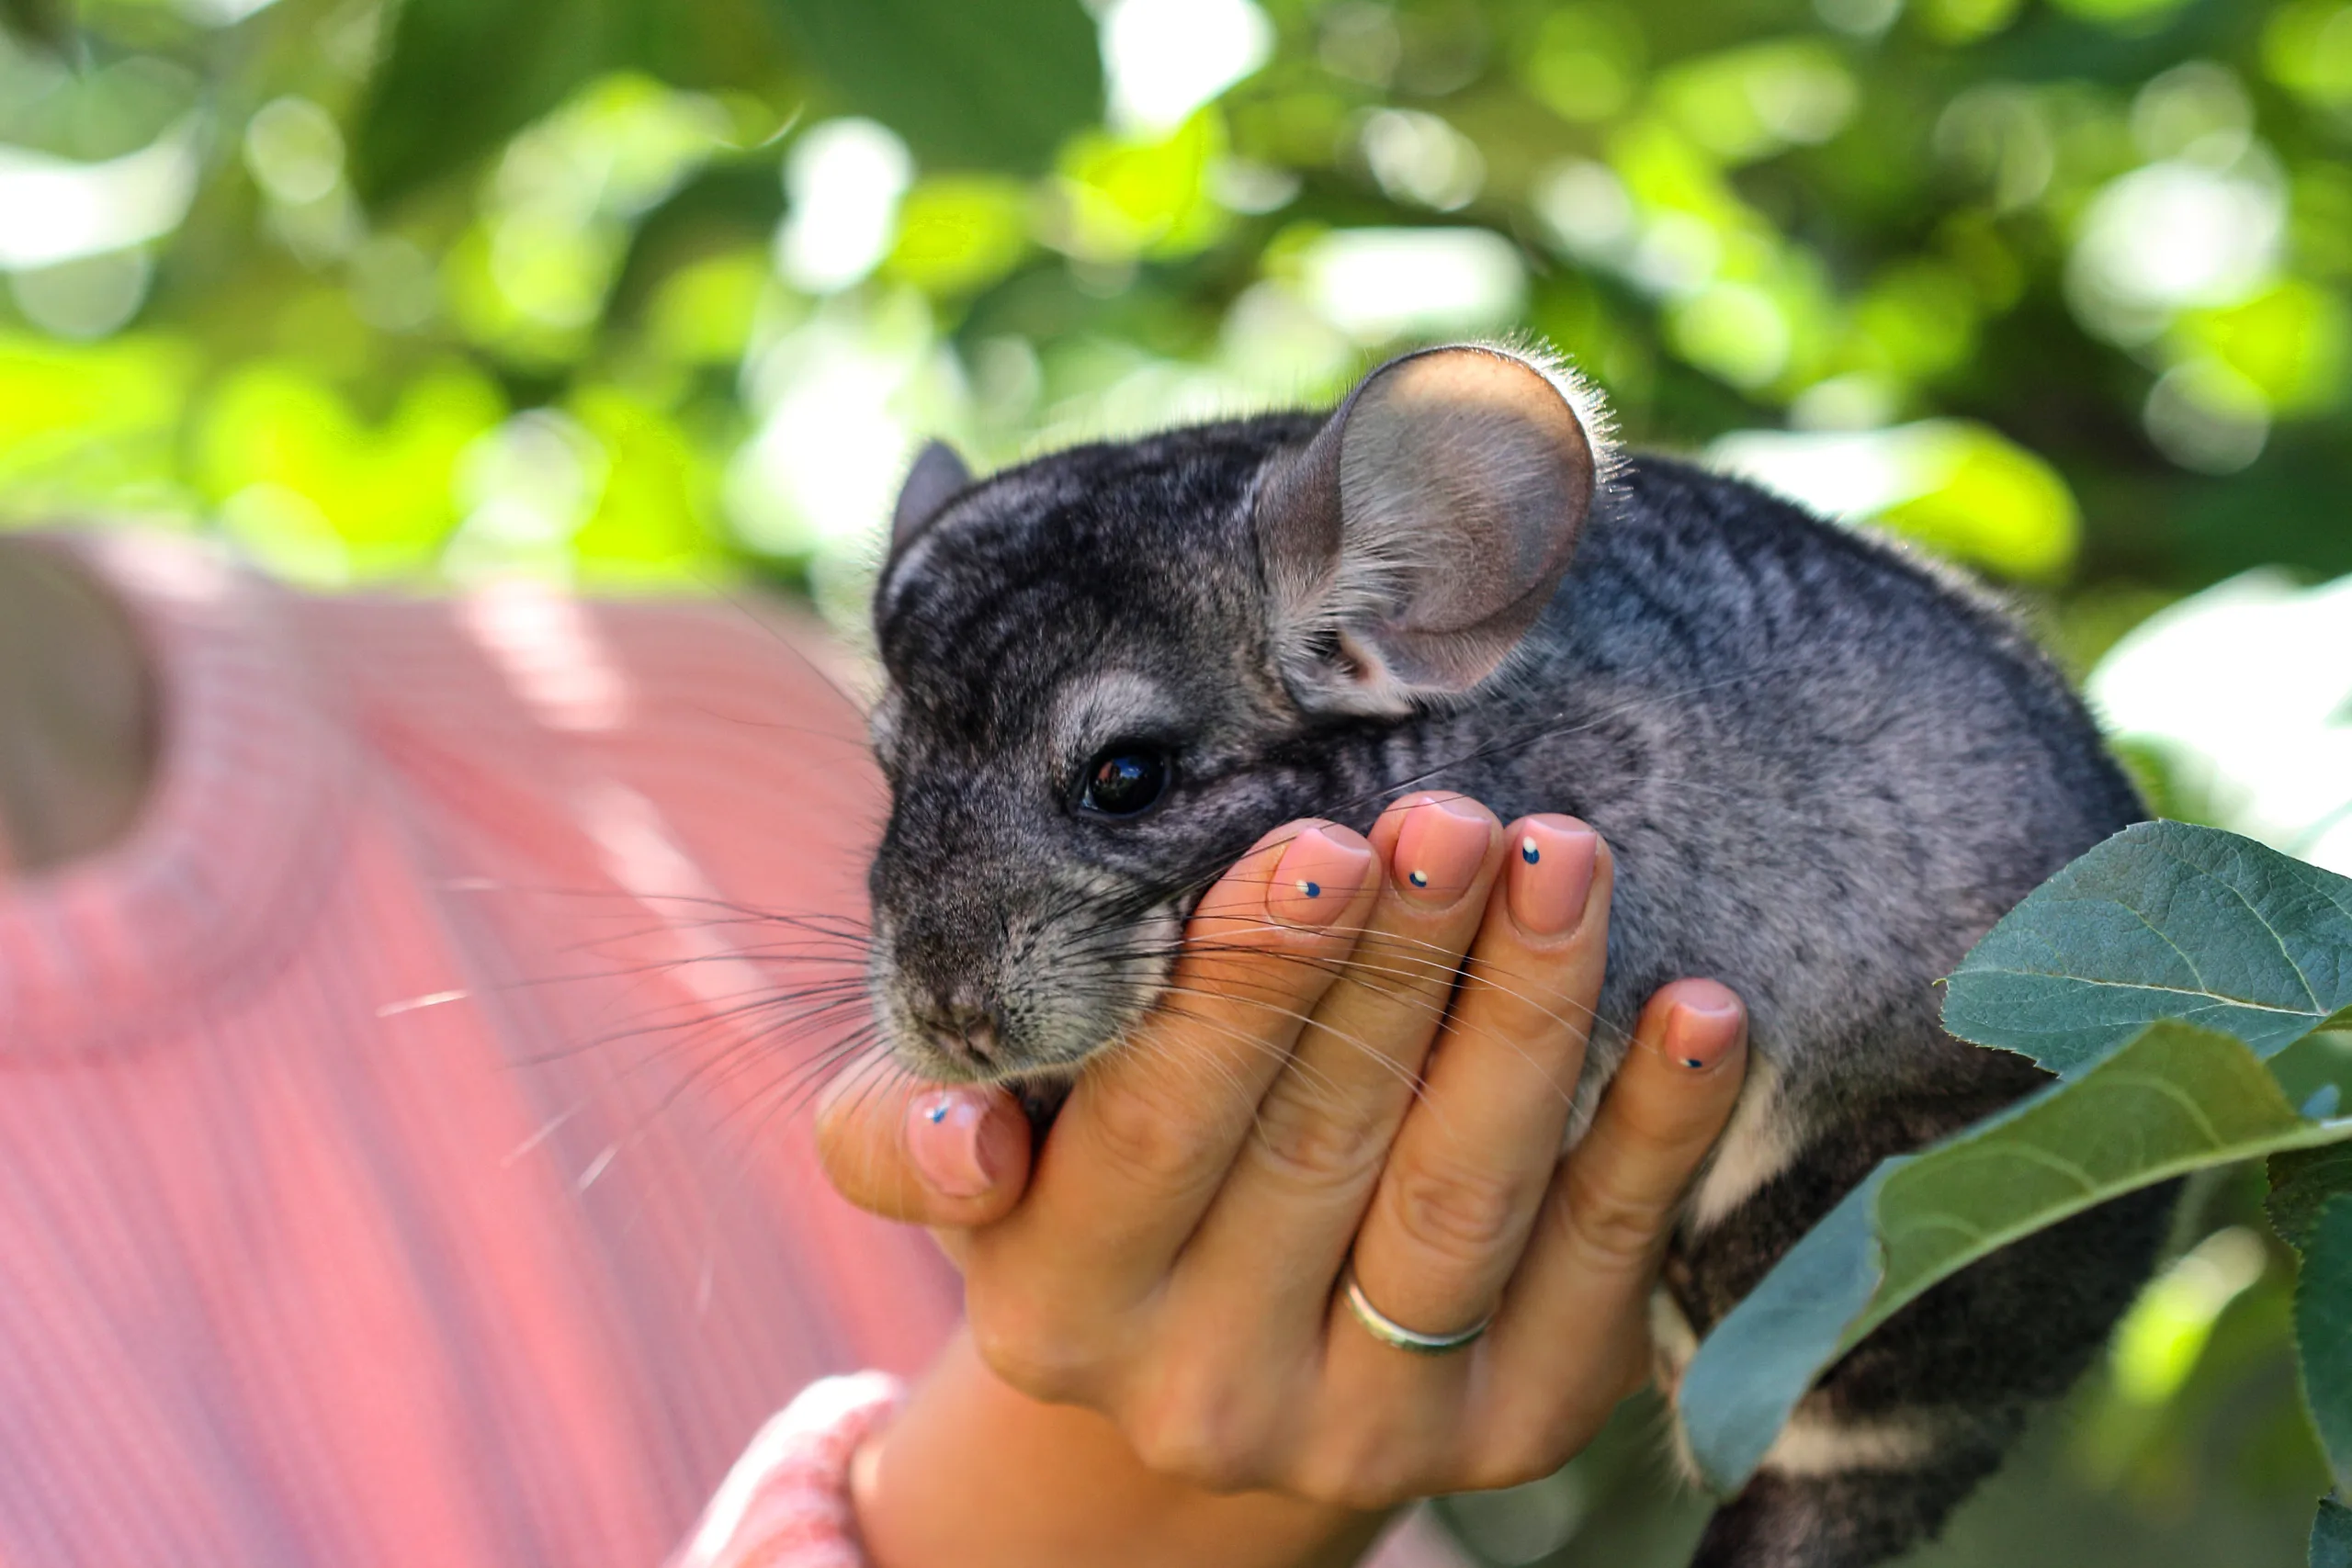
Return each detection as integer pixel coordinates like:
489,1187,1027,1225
1253,343,1612,717
890,440,973,555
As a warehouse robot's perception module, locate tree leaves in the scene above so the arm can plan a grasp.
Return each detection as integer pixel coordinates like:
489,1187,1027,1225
762,0,1101,173
1682,820,2352,1503
352,0,619,205
2316,1497,2352,1568
1944,822,2352,1078
2300,1198,2352,1495
1679,1021,2352,1495
351,0,1101,206
0,0,67,53
351,0,784,208
2274,1144,2352,1252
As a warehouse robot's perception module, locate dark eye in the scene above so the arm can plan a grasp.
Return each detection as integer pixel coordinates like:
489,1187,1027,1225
1080,747,1170,817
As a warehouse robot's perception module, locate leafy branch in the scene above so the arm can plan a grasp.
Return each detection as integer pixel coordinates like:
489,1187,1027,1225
1678,822,2352,1561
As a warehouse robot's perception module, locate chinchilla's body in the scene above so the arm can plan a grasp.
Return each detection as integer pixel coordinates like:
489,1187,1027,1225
863,345,2174,1567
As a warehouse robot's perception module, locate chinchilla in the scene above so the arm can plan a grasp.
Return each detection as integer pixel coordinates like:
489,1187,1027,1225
861,344,2173,1567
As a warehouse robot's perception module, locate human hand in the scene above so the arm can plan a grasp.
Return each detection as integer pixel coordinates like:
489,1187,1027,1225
820,795,1747,1564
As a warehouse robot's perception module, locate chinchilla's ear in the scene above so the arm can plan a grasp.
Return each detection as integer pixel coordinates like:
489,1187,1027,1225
1254,344,1611,716
891,440,972,553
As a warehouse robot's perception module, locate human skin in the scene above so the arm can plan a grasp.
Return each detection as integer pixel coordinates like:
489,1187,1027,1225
819,796,1749,1568
0,539,156,873
0,536,1747,1568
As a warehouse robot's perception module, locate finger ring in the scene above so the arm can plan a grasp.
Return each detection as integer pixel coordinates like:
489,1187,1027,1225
1340,1261,1491,1356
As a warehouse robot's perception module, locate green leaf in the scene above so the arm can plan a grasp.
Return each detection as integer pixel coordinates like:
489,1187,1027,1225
352,0,624,205
763,0,1102,173
1680,1021,2352,1495
2300,1198,2352,1494
1944,821,2352,1078
0,0,67,51
353,0,781,207
2275,1145,2352,1253
2316,1497,2352,1568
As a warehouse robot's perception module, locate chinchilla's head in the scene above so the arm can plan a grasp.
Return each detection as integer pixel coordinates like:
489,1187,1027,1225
865,344,1614,1085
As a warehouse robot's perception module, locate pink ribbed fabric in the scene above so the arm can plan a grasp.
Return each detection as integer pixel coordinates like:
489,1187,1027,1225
0,535,1470,1568
0,535,961,1568
673,1373,1472,1568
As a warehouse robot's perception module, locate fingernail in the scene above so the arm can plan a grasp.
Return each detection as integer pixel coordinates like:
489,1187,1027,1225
1508,817,1599,937
907,1091,996,1198
1267,826,1375,927
1667,995,1743,1072
1392,795,1493,907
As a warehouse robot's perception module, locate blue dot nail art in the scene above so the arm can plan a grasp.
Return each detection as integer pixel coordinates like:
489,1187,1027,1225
1681,1057,1705,1070
926,1101,950,1123
1298,879,1322,899
1408,869,1429,888
1521,836,1541,864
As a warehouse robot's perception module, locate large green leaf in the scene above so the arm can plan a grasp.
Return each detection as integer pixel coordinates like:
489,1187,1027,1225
1944,821,2352,1077
352,0,626,205
1680,1021,2352,1495
2274,1144,2352,1253
2316,1498,2352,1568
351,0,785,207
2301,1197,2352,1494
763,0,1101,172
0,0,66,51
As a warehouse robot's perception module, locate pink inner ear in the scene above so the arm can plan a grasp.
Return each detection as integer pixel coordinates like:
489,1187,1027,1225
1251,343,1608,712
1332,347,1595,678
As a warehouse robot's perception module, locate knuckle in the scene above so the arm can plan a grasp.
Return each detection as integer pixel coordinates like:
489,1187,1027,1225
1331,937,1428,1005
1459,1419,1578,1495
1387,1154,1527,1266
1079,1081,1220,1196
1455,1450,1552,1495
1124,1382,1269,1495
1291,1441,1420,1513
1560,1162,1676,1269
966,1298,1092,1405
1250,1090,1388,1195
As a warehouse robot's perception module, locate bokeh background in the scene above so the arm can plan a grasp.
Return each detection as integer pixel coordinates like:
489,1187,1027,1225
1,0,2347,1561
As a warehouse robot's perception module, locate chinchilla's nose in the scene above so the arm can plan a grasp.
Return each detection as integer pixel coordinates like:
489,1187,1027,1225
913,988,1004,1066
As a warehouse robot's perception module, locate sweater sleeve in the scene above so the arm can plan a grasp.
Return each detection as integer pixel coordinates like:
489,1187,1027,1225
669,1373,905,1568
672,1372,1483,1568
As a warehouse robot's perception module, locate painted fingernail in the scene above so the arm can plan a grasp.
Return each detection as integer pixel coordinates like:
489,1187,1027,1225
907,1091,996,1198
1508,817,1599,937
1667,991,1744,1072
1267,826,1375,927
1392,795,1493,907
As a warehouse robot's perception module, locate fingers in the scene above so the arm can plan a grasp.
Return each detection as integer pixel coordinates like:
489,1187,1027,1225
1482,979,1747,1412
1177,795,1504,1317
815,1055,1033,1226
1338,816,1612,1354
968,821,1383,1357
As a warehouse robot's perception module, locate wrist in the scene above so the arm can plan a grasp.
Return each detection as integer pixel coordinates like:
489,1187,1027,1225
854,1329,1386,1568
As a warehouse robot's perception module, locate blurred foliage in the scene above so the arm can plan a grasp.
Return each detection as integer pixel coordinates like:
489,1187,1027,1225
4,0,2349,610
3,0,2349,1561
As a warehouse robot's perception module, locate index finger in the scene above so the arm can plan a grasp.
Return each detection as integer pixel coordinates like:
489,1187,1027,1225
975,820,1381,1314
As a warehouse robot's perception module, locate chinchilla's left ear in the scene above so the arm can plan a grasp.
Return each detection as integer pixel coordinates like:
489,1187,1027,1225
1254,344,1611,716
890,440,973,555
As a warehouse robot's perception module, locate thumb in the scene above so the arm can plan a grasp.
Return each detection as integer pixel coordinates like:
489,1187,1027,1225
815,1052,1034,1227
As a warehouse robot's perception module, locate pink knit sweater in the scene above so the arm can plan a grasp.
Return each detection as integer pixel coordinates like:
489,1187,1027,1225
0,535,1464,1568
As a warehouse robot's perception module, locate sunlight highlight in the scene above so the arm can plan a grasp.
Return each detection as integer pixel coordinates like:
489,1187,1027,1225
1100,0,1273,133
0,118,199,270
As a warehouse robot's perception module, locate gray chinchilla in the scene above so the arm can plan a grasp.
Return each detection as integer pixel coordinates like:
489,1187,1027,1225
863,344,2172,1567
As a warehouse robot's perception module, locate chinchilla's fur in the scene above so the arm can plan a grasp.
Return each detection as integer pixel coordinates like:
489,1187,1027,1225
863,344,2174,1567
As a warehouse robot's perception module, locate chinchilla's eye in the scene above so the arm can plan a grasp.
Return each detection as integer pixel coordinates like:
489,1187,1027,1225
1080,747,1170,817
